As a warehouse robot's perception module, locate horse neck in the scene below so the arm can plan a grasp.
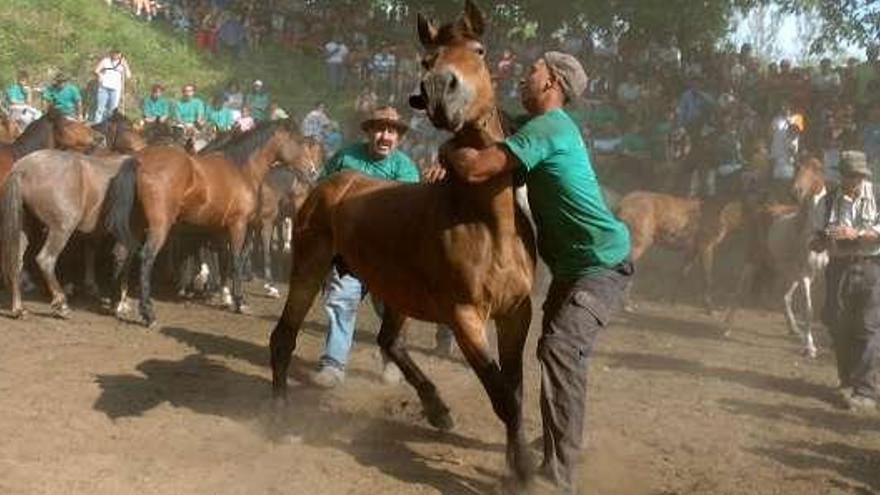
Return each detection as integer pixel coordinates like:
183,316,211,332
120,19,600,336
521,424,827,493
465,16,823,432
242,137,282,187
12,122,54,160
796,184,827,239
454,106,518,235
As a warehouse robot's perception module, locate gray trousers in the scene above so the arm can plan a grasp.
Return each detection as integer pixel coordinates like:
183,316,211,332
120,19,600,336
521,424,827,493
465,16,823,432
823,257,880,400
538,260,633,492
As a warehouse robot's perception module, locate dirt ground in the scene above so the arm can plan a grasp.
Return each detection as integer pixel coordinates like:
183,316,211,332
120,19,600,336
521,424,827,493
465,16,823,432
0,251,878,495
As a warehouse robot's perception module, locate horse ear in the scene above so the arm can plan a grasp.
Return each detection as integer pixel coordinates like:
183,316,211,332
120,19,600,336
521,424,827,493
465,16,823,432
460,0,485,38
417,13,438,48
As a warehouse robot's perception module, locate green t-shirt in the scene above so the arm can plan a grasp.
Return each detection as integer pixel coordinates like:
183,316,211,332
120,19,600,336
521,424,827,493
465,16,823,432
5,83,27,105
173,97,205,124
42,83,81,116
245,92,270,121
206,106,235,131
142,96,170,120
321,142,420,183
504,108,631,279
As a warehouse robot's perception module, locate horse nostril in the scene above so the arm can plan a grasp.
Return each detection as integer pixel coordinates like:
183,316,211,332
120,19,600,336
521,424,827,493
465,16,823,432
448,75,458,91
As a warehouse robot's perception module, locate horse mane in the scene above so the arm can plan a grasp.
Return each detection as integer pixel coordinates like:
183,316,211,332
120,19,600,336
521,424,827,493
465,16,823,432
92,110,134,148
10,109,62,160
200,119,297,168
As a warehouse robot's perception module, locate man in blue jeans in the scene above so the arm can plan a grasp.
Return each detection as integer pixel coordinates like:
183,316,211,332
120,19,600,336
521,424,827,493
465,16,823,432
93,49,131,124
311,106,421,388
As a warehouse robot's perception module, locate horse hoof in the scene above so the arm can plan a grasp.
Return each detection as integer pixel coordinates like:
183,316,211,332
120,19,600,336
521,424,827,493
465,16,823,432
622,303,638,314
805,347,818,359
235,304,253,315
53,305,72,320
426,408,455,431
264,285,280,299
10,308,28,320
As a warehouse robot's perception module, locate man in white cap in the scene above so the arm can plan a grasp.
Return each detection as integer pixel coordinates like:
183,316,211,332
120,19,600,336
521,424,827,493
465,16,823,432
311,105,420,388
433,51,632,492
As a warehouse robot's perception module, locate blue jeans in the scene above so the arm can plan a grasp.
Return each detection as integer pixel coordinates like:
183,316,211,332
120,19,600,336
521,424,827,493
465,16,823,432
93,86,119,124
320,266,367,370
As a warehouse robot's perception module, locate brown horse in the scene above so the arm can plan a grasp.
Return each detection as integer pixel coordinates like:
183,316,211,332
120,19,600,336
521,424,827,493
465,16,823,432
252,138,323,298
616,191,744,311
270,1,537,483
92,111,148,153
0,150,140,318
0,108,101,187
0,111,22,144
103,119,317,326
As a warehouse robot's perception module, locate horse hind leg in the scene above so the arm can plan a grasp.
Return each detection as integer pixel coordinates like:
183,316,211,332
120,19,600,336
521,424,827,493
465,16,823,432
376,307,453,431
6,231,29,318
270,231,333,400
261,221,279,299
782,280,801,339
138,228,169,328
36,226,77,319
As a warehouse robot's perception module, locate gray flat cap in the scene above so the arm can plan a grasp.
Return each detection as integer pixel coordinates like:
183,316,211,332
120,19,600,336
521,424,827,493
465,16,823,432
543,51,587,102
840,150,871,177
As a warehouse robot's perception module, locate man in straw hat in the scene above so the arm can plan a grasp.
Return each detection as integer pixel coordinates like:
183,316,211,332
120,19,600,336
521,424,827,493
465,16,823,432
310,105,420,389
433,51,632,491
813,150,880,413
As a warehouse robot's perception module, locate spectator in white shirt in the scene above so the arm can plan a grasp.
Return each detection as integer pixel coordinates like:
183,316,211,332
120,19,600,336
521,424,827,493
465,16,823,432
325,37,350,91
93,49,132,124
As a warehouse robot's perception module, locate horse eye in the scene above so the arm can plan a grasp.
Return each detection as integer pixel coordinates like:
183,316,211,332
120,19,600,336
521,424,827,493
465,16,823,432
474,46,486,57
421,59,430,70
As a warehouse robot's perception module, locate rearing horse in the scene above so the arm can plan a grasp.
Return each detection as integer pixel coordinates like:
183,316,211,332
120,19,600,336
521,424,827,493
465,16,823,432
270,1,537,483
103,119,318,326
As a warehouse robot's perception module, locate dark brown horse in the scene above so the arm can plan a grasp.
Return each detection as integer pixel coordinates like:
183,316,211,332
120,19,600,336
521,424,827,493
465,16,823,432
92,111,148,153
252,138,323,298
0,109,101,187
103,119,316,326
616,191,744,311
270,1,537,483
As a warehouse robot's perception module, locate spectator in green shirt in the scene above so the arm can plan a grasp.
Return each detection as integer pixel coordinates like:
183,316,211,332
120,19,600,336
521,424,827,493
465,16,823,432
205,95,235,132
436,52,632,492
245,79,270,122
172,84,205,131
42,73,83,120
142,84,170,124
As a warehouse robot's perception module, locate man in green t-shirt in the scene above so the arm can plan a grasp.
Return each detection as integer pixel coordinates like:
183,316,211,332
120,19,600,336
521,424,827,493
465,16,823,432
172,84,205,133
142,84,170,124
42,73,83,120
434,51,632,492
205,95,235,132
311,106,421,389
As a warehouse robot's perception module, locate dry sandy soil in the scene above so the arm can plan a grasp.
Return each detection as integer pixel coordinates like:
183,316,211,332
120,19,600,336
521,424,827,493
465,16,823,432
0,252,878,495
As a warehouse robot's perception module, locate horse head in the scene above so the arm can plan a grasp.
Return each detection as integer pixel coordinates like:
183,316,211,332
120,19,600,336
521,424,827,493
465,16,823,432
791,155,825,203
409,0,495,137
47,108,103,151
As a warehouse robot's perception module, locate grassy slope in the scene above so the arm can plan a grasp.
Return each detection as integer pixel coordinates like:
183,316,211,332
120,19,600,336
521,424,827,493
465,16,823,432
0,0,346,118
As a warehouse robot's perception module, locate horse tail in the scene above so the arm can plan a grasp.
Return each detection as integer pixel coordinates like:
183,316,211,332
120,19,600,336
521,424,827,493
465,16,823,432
103,156,139,247
0,172,23,285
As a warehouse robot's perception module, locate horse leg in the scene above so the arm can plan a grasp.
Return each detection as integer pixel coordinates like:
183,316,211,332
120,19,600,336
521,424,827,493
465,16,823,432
82,239,100,299
698,244,717,314
802,276,818,358
722,262,755,337
376,307,453,430
494,300,534,482
7,231,29,318
270,231,334,399
229,221,251,313
261,220,279,298
111,240,134,319
36,226,76,318
138,227,169,328
453,306,533,483
782,280,801,339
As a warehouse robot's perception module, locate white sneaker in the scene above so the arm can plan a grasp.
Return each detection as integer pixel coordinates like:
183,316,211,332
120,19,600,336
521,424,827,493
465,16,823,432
311,366,345,389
